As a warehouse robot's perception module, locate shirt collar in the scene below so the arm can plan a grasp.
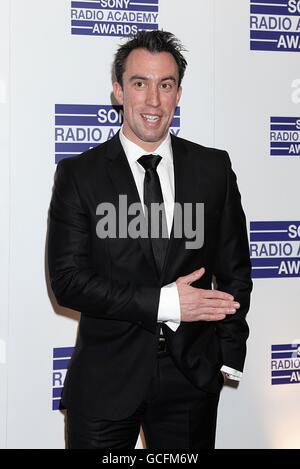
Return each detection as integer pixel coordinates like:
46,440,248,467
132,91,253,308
119,126,173,167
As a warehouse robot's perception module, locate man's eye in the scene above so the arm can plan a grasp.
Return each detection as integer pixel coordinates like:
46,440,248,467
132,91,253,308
161,83,172,90
134,81,145,88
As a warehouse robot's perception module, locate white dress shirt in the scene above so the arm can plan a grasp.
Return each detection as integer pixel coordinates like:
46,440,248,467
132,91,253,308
119,127,241,380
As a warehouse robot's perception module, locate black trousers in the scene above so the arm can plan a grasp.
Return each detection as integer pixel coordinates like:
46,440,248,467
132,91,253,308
67,352,221,449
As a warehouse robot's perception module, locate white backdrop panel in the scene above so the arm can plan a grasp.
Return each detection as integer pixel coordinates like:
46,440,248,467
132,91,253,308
0,0,299,449
0,0,10,451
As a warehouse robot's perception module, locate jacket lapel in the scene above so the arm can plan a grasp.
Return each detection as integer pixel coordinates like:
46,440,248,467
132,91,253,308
160,135,187,283
160,134,205,284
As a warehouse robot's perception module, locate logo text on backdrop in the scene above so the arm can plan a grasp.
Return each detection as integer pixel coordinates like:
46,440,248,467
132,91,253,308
71,0,159,37
271,342,300,385
250,0,300,51
250,221,300,278
270,116,300,157
52,347,74,411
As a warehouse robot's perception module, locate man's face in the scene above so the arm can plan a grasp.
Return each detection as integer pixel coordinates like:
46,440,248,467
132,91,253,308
113,48,182,151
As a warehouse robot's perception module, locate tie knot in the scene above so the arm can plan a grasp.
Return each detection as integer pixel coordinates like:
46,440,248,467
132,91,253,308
138,154,162,172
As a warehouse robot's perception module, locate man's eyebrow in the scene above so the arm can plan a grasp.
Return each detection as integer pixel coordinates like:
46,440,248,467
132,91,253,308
161,76,177,83
129,75,177,83
129,75,148,82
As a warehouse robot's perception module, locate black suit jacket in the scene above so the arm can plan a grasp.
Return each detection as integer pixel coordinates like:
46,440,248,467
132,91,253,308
48,132,252,419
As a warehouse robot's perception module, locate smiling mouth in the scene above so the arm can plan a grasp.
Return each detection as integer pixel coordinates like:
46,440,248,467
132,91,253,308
141,114,161,122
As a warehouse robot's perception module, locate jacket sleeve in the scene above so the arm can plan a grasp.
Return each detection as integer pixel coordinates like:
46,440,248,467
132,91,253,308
47,159,160,333
214,152,253,372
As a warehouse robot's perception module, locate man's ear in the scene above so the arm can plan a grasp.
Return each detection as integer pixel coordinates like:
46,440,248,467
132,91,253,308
113,81,124,105
176,85,182,105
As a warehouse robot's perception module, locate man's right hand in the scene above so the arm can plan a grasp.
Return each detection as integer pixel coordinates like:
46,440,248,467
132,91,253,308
176,267,240,322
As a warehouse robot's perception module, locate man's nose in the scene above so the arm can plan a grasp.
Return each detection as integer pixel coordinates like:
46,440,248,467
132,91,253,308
145,85,161,107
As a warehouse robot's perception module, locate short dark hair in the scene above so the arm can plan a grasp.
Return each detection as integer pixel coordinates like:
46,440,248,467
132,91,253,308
113,30,187,87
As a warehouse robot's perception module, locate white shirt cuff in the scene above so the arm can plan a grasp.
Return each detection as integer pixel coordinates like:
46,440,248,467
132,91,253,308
221,365,243,381
157,282,181,332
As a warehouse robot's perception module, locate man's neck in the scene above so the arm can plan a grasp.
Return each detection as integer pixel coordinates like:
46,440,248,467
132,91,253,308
121,127,169,153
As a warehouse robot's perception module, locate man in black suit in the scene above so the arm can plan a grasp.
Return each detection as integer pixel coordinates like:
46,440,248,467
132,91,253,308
48,30,252,449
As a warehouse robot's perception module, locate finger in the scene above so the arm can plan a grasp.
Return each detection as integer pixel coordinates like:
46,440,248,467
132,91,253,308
197,298,239,309
196,313,226,322
201,289,236,302
198,307,236,316
185,267,205,286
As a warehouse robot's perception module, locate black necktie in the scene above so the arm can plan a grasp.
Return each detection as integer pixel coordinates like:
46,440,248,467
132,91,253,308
138,154,169,275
